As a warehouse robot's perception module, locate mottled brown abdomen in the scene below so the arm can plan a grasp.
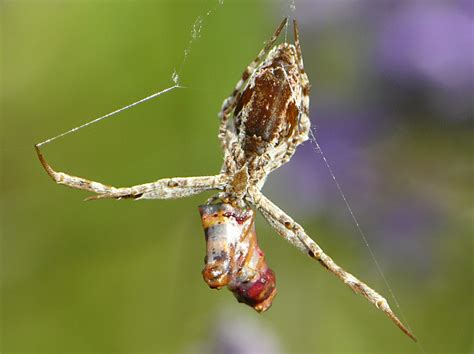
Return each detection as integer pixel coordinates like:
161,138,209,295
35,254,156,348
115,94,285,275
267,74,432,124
233,46,301,158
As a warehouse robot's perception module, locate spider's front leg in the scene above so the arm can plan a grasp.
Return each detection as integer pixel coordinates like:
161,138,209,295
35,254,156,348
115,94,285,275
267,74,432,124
248,188,417,341
35,145,227,200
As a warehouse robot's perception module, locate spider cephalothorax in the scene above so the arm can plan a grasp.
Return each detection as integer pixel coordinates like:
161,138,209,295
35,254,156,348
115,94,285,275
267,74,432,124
35,18,415,341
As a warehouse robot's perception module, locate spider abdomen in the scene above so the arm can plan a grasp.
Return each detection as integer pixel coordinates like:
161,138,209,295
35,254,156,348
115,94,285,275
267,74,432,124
234,45,305,158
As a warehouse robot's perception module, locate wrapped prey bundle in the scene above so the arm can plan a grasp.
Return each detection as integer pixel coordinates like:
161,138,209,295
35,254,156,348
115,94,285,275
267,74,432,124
199,202,276,312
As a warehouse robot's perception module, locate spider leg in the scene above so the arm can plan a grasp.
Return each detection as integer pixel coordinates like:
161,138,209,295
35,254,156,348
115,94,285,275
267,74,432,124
218,17,289,148
293,19,304,69
249,188,417,341
292,19,311,125
35,145,227,200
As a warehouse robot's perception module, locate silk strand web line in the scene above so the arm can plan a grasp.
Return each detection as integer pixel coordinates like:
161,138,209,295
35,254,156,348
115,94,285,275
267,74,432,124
309,130,425,352
37,0,225,147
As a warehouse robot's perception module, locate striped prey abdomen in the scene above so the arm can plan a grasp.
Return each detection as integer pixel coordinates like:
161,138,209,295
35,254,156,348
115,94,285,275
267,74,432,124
199,203,276,312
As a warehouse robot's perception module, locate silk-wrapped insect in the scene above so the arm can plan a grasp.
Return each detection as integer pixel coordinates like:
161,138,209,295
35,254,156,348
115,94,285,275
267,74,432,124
199,202,276,312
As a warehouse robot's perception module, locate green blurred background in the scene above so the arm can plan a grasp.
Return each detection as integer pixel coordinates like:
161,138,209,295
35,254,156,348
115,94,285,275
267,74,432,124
1,0,472,353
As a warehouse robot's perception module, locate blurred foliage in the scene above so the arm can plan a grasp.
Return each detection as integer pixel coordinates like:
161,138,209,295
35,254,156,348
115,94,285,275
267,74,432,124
1,0,472,353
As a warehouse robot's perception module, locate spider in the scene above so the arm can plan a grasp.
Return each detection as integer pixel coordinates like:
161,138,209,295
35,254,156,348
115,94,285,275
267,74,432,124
35,18,415,341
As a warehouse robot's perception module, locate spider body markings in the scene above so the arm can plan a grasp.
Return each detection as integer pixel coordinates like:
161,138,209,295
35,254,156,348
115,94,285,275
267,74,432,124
35,18,415,341
218,20,310,204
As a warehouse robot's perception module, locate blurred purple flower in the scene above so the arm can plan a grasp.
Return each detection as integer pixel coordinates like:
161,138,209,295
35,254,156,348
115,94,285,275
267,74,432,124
188,309,282,354
266,0,460,270
368,197,442,275
376,2,474,90
268,107,441,274
290,0,473,120
269,110,385,220
295,0,367,29
459,0,474,17
211,312,282,354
